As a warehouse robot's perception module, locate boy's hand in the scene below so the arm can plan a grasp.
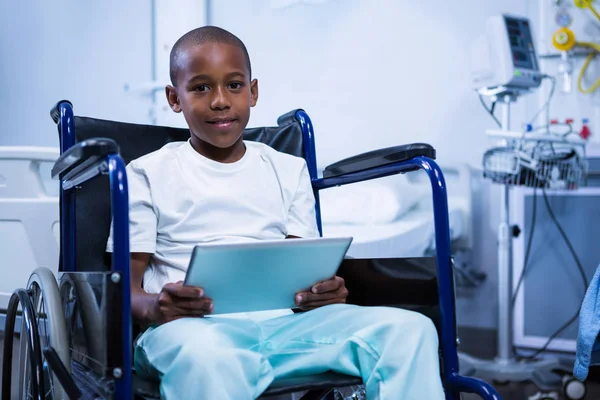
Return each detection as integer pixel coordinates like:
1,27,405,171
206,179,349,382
294,276,348,311
152,281,213,324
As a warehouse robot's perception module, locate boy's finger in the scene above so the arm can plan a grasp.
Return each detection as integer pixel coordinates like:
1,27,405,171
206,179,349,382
295,291,338,306
174,298,213,311
299,297,346,310
182,308,211,316
164,284,204,299
311,276,342,294
167,303,212,316
294,291,310,306
170,309,208,319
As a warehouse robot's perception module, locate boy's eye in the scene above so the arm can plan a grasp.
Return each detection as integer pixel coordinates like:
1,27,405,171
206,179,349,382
194,84,209,92
228,82,243,90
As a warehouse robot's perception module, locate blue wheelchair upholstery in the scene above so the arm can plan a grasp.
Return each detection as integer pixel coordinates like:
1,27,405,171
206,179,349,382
1,100,501,400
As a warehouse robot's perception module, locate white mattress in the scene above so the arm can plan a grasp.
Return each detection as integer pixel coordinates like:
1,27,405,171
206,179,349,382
322,196,468,259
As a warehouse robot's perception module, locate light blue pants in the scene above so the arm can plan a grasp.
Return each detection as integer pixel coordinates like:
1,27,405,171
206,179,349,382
135,304,445,399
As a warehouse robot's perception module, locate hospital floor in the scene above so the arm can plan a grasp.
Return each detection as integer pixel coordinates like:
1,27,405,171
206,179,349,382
458,327,600,400
1,328,600,399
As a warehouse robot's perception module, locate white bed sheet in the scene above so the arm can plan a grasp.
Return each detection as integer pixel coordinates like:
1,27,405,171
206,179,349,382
322,196,468,259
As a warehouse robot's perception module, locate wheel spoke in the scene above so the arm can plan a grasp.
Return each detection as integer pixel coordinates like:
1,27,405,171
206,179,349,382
18,270,70,400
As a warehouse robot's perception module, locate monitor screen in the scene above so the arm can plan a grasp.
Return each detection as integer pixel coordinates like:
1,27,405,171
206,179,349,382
505,16,538,72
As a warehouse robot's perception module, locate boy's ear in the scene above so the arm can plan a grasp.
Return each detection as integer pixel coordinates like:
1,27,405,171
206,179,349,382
250,79,259,108
165,85,182,113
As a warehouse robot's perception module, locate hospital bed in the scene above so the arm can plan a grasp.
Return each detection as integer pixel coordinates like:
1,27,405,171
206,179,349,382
1,100,500,400
0,147,59,312
320,164,485,290
321,164,474,259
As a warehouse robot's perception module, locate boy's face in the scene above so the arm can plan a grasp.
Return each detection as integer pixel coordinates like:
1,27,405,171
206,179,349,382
166,42,258,150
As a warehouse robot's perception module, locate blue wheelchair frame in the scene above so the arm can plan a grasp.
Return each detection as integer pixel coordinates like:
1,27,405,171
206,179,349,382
55,101,500,400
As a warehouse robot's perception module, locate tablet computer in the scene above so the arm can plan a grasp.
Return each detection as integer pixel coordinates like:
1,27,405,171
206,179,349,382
183,237,353,314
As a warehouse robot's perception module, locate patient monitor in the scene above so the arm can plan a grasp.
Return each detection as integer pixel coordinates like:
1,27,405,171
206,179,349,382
471,14,542,92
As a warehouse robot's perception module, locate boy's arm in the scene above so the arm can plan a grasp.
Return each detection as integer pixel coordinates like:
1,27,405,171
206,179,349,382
130,252,158,325
130,252,213,326
287,163,349,310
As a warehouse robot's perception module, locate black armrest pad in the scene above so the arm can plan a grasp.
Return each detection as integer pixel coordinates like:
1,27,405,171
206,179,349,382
50,99,73,124
51,138,119,180
323,143,436,178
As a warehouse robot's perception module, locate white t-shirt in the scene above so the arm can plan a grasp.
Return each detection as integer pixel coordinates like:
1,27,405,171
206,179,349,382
106,140,319,319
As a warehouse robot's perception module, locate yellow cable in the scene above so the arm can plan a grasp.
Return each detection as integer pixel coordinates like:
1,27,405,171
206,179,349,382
577,53,600,93
572,1,600,92
573,0,600,20
577,41,600,93
574,0,600,21
589,4,600,21
577,41,600,54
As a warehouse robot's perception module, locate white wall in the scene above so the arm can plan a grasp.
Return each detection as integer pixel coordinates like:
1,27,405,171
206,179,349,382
0,1,153,310
210,0,533,169
152,0,208,127
0,0,154,148
210,0,537,328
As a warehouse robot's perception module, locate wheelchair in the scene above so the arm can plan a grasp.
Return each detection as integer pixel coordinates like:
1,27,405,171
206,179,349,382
2,100,502,400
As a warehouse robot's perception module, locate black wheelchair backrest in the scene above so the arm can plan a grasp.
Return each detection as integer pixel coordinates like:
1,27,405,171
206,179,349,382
55,109,306,272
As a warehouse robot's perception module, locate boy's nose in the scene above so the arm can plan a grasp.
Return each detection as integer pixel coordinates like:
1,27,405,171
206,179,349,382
210,87,231,110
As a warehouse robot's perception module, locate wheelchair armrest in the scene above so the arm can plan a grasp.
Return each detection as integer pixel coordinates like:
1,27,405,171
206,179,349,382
50,99,73,124
51,138,119,184
322,143,436,178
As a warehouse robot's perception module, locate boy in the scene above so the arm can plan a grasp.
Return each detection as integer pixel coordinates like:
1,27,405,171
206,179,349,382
107,26,444,399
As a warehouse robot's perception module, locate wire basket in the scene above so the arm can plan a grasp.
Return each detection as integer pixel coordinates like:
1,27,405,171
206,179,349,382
483,137,588,190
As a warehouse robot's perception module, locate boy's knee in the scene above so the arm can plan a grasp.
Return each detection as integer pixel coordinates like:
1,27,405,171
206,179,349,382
176,338,263,369
371,307,438,344
409,312,438,344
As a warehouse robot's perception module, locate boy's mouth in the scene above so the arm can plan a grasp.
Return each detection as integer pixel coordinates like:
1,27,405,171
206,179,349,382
206,118,237,129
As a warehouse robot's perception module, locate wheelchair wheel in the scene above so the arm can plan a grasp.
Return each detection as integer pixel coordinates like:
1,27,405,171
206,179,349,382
60,274,105,364
18,267,70,400
563,375,586,400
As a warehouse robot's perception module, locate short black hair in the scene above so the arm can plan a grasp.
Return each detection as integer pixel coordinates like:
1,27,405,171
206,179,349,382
169,26,252,86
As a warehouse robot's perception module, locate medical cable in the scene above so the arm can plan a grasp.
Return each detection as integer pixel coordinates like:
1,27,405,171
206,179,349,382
520,311,578,360
541,188,588,295
576,41,600,94
478,94,502,128
527,123,574,137
515,189,587,359
527,75,556,136
511,189,588,360
511,189,537,311
477,76,555,134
